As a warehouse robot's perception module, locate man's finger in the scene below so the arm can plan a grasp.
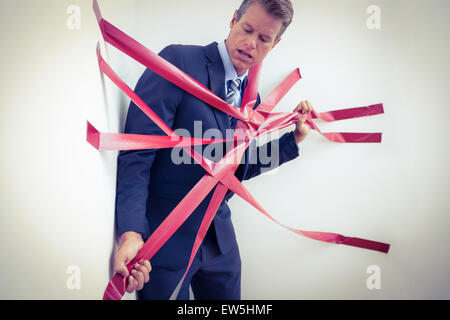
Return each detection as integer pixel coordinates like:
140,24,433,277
306,100,313,113
131,268,145,291
300,101,308,114
141,260,152,273
294,103,301,112
294,100,313,116
113,250,129,278
134,263,150,283
127,275,137,293
299,113,307,123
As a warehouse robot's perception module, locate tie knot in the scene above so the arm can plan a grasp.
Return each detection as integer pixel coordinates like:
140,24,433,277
228,78,241,92
226,78,243,108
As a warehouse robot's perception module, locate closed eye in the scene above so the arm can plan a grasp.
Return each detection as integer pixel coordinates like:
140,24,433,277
242,23,254,33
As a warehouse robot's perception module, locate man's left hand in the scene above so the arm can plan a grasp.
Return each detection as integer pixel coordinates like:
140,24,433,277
293,100,313,144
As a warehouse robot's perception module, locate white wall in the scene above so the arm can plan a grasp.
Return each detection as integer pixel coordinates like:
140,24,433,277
0,0,448,299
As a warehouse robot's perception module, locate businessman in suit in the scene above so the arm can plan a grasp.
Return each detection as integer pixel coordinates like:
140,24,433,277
113,0,313,299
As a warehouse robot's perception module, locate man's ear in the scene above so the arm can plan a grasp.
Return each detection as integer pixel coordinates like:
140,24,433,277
272,37,282,49
230,10,238,29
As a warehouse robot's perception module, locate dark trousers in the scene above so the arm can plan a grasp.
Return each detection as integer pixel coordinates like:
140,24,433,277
137,226,241,300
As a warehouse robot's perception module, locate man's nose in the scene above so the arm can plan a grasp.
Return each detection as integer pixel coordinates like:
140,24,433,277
245,34,257,50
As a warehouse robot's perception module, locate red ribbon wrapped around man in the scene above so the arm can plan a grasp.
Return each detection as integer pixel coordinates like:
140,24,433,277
88,0,389,300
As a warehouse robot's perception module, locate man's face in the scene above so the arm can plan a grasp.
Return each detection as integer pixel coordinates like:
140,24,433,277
225,2,283,76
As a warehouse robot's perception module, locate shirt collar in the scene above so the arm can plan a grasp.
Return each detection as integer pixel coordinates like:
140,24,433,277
217,40,247,87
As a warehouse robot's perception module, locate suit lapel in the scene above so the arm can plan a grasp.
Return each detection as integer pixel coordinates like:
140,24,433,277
205,42,229,135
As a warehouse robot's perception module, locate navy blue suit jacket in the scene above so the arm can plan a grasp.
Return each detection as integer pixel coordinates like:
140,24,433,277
115,42,299,270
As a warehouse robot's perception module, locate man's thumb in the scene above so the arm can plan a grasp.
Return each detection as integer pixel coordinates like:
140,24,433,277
113,249,130,278
298,113,307,124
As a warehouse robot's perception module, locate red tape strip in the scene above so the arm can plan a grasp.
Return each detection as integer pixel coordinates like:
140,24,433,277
86,121,238,151
91,0,390,301
311,103,384,122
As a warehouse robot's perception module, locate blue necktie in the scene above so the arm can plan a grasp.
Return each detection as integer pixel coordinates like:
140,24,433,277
226,78,242,127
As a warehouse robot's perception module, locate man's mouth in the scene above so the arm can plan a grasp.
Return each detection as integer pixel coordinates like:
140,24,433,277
237,49,253,60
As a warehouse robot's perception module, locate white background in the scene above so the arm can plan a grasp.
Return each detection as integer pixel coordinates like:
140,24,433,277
0,0,449,299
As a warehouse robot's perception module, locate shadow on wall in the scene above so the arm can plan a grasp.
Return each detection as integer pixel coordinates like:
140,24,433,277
108,82,130,279
96,44,133,280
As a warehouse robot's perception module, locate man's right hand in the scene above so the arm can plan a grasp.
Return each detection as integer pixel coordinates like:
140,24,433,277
113,231,152,293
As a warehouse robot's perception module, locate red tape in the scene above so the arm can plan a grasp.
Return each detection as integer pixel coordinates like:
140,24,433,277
91,0,390,300
311,103,384,122
87,121,238,151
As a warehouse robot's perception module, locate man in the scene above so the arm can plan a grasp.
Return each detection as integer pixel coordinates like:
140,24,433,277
113,0,313,299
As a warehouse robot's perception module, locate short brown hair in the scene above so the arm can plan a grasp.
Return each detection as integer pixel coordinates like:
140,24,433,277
236,0,294,40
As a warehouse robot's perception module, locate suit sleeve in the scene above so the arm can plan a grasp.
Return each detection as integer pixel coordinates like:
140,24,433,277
114,45,185,240
243,131,300,181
